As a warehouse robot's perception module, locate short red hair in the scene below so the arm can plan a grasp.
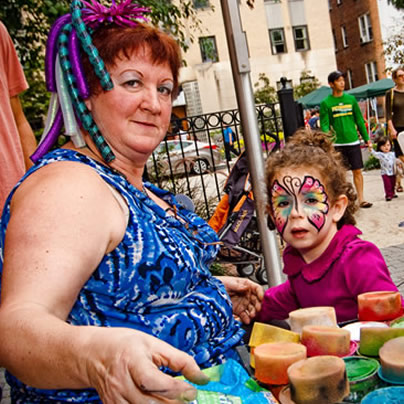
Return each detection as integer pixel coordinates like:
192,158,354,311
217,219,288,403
82,23,182,97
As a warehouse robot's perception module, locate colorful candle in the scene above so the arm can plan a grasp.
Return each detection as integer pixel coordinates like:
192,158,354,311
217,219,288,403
254,341,307,385
301,325,350,357
358,291,403,321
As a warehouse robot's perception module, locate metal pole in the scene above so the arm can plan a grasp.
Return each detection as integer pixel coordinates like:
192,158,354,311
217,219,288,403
220,0,283,286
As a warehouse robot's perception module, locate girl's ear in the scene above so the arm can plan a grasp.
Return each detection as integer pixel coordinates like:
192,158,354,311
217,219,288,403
331,194,348,223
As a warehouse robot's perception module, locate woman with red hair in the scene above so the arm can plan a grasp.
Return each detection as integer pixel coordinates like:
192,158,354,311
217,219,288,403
0,2,263,402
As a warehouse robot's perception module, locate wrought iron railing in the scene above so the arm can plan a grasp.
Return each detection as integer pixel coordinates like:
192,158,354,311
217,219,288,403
146,103,283,220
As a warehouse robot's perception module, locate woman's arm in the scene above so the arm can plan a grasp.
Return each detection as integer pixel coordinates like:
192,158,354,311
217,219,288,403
10,95,37,170
217,276,264,324
0,162,206,403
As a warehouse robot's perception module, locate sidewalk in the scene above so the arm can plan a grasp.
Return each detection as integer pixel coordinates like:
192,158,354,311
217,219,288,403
355,169,404,296
1,170,404,403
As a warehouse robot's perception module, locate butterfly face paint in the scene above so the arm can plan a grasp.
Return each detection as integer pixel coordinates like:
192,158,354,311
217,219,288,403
270,175,329,236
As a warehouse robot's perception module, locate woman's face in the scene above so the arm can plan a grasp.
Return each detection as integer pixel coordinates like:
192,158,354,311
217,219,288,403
269,167,346,261
86,47,174,163
394,69,404,85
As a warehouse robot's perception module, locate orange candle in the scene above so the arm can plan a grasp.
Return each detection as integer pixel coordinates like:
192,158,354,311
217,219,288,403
358,291,403,321
254,341,306,385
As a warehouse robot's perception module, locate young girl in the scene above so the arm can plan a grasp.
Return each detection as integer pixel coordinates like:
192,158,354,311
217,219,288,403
256,129,401,325
369,136,403,201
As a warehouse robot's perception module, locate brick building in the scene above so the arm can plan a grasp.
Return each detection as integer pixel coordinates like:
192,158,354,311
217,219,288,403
328,0,386,89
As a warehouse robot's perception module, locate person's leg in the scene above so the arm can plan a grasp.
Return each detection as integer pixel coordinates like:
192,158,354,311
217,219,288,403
352,168,365,203
382,174,394,200
231,145,240,156
397,156,404,191
390,175,397,197
225,144,231,161
347,145,372,207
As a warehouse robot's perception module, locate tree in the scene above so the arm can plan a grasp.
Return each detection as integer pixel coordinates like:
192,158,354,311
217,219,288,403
388,0,404,9
253,73,277,105
384,30,404,68
0,0,206,133
293,70,321,99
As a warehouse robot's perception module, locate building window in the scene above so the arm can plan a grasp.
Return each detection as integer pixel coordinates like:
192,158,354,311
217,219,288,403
337,0,342,5
293,25,310,51
332,29,338,51
365,62,378,83
269,28,287,54
347,69,353,89
341,26,348,48
193,0,209,8
199,36,218,63
358,13,373,43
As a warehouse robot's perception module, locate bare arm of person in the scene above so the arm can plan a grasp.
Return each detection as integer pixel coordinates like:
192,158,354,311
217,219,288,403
10,95,37,170
218,276,264,324
0,162,207,403
387,119,397,138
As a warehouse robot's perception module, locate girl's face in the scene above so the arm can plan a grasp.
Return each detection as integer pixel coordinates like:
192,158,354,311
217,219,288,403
269,167,347,263
380,141,391,153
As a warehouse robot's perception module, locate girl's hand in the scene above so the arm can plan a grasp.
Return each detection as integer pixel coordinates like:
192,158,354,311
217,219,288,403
86,329,209,404
217,276,264,324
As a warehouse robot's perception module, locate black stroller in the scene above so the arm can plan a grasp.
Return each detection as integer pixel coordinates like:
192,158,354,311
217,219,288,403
208,151,267,284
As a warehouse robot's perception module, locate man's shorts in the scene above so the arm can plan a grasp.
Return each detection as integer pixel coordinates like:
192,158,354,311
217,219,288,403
334,144,363,170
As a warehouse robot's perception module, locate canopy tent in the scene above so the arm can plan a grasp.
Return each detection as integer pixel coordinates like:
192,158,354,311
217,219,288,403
346,78,395,100
296,86,332,108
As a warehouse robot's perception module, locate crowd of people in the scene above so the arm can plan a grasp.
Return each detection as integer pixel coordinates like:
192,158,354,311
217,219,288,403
0,1,403,403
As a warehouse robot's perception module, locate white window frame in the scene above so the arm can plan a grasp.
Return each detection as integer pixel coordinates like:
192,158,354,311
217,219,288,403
293,25,310,51
347,69,353,89
365,62,378,83
341,26,348,48
269,28,287,54
199,36,219,63
358,13,373,43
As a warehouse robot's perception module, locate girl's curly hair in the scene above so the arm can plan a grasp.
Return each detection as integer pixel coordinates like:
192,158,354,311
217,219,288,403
265,129,358,228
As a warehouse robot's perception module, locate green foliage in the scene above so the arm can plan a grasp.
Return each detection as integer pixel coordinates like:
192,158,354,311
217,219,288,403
0,0,208,135
388,0,404,9
364,154,380,171
293,70,321,99
253,73,277,105
384,32,404,68
209,261,227,276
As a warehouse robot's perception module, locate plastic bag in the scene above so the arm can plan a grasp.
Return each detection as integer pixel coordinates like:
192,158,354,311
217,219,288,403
179,359,279,404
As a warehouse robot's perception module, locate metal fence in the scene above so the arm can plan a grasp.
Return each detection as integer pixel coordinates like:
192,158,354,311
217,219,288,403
146,103,283,220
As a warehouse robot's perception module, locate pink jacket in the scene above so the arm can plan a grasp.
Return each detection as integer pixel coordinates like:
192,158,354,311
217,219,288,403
257,225,401,323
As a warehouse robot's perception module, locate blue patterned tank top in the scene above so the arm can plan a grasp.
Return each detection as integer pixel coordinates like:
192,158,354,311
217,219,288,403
0,149,244,403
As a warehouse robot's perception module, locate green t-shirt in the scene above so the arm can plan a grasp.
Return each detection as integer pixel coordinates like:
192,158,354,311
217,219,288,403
320,92,369,144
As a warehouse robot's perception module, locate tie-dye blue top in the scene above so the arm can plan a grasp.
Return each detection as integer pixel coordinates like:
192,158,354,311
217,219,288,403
0,148,244,403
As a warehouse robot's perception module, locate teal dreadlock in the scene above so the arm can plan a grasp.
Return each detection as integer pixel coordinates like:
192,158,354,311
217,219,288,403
31,0,150,163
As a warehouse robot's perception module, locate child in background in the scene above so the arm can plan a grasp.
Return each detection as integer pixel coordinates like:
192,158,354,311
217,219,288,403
256,129,400,325
369,136,404,201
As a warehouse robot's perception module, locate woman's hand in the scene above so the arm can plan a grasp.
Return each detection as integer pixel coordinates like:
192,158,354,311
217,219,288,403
86,328,209,404
217,276,264,324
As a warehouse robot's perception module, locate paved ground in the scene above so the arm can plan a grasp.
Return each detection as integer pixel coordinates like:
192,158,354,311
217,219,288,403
1,169,404,403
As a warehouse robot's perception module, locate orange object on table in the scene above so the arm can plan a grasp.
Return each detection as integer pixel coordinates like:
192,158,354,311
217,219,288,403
254,341,306,385
358,291,403,321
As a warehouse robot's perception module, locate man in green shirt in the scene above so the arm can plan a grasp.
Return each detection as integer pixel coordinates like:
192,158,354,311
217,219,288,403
320,70,373,208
